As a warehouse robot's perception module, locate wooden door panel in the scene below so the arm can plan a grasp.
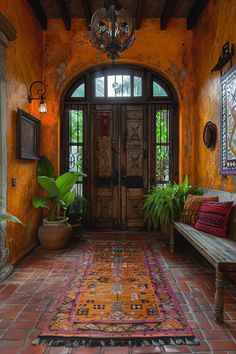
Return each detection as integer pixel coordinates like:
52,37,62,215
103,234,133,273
126,120,143,145
127,150,144,176
91,105,118,229
122,104,147,230
126,189,145,230
96,195,113,229
91,104,147,230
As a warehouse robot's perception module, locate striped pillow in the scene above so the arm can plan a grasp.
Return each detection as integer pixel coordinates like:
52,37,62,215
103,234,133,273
194,200,234,237
181,195,219,226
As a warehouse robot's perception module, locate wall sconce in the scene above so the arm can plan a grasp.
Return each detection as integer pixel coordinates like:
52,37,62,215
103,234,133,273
28,81,47,114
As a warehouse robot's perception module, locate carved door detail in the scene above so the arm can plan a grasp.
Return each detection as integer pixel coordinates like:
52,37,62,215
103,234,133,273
91,104,147,230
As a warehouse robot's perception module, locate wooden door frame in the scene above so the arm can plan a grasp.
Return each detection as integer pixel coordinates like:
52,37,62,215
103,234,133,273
60,65,179,228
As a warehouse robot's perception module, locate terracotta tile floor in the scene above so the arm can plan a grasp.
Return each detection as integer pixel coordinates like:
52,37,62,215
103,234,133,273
0,233,236,354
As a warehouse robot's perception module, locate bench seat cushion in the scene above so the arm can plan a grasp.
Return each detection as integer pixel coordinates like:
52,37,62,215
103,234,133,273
173,221,236,271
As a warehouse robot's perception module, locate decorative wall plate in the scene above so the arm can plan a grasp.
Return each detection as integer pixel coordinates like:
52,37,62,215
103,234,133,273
203,121,217,150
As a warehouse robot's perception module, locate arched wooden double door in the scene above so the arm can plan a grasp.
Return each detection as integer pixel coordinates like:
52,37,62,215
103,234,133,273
91,104,147,230
62,66,178,231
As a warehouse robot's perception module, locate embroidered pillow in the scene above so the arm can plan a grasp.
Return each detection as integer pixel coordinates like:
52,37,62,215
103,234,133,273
194,200,234,237
181,195,219,226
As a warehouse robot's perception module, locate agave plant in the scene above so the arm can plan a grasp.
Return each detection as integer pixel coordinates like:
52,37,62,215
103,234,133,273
144,176,203,229
32,156,85,221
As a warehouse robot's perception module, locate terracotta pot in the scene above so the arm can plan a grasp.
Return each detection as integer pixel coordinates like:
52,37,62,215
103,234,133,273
38,218,72,250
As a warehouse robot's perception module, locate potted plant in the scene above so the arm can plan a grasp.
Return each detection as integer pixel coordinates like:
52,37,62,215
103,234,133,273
32,156,84,250
66,194,89,232
144,176,203,234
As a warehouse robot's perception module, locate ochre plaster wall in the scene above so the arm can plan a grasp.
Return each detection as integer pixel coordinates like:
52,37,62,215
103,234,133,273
43,18,194,183
0,1,43,263
193,0,236,191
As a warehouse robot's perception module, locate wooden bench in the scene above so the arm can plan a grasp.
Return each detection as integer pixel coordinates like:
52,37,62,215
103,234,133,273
170,188,236,324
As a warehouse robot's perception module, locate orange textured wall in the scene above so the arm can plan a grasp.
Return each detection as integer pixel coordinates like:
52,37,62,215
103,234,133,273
43,18,194,183
193,0,236,191
0,0,43,263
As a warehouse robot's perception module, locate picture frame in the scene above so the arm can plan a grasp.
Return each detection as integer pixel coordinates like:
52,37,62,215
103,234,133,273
220,64,236,174
16,108,40,160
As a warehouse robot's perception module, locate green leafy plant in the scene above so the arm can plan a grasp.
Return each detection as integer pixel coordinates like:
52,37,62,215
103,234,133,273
32,156,85,221
144,176,203,229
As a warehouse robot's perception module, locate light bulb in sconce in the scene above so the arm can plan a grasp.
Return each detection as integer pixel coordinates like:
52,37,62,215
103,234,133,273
28,81,47,114
39,99,47,114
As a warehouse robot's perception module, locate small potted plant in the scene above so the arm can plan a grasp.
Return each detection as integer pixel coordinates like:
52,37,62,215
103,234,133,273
66,194,88,233
32,156,85,250
144,176,202,234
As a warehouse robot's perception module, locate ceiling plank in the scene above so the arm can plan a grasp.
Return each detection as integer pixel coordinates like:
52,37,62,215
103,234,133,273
160,0,175,30
56,0,71,30
81,0,92,28
135,0,143,29
187,0,208,30
27,0,47,30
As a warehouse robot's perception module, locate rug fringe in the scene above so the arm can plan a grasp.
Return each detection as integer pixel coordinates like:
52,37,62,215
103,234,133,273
33,336,200,347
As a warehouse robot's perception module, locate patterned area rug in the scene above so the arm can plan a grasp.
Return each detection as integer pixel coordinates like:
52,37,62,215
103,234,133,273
34,238,199,347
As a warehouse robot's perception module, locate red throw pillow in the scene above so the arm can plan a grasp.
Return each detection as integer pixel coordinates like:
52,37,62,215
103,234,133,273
181,195,219,226
194,200,234,237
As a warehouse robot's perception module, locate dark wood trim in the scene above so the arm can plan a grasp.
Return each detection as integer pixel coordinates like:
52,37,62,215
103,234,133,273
135,0,143,30
0,13,17,41
27,0,47,30
186,0,208,30
81,0,92,28
160,0,175,30
56,0,71,30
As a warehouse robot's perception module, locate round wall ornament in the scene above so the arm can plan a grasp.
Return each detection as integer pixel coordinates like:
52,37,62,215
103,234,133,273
203,121,217,150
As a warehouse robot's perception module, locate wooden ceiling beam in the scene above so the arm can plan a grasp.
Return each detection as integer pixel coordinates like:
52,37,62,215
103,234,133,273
27,0,47,30
81,0,92,28
56,0,71,30
187,0,208,30
135,0,143,30
160,0,175,30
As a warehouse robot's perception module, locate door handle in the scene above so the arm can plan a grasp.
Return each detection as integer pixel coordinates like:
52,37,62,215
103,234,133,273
112,169,119,186
121,168,127,186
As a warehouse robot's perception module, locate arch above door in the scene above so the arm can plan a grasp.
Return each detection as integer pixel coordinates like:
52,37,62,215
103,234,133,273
61,65,178,230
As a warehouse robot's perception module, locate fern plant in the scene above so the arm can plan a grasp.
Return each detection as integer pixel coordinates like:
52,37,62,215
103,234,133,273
144,176,203,229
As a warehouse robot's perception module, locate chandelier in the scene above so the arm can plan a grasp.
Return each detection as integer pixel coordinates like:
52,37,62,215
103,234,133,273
90,0,135,61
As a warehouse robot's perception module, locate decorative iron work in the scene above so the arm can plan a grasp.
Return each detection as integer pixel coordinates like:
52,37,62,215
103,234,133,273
211,42,235,76
90,0,135,61
28,80,47,114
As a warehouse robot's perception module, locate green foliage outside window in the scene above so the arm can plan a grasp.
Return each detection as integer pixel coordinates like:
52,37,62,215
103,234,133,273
156,109,169,183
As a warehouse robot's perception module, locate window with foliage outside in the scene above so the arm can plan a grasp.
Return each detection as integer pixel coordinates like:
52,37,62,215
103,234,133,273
156,108,170,184
69,109,84,196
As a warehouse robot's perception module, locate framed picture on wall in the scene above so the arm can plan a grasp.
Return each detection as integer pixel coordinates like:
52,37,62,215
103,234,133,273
16,109,40,160
220,64,236,174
